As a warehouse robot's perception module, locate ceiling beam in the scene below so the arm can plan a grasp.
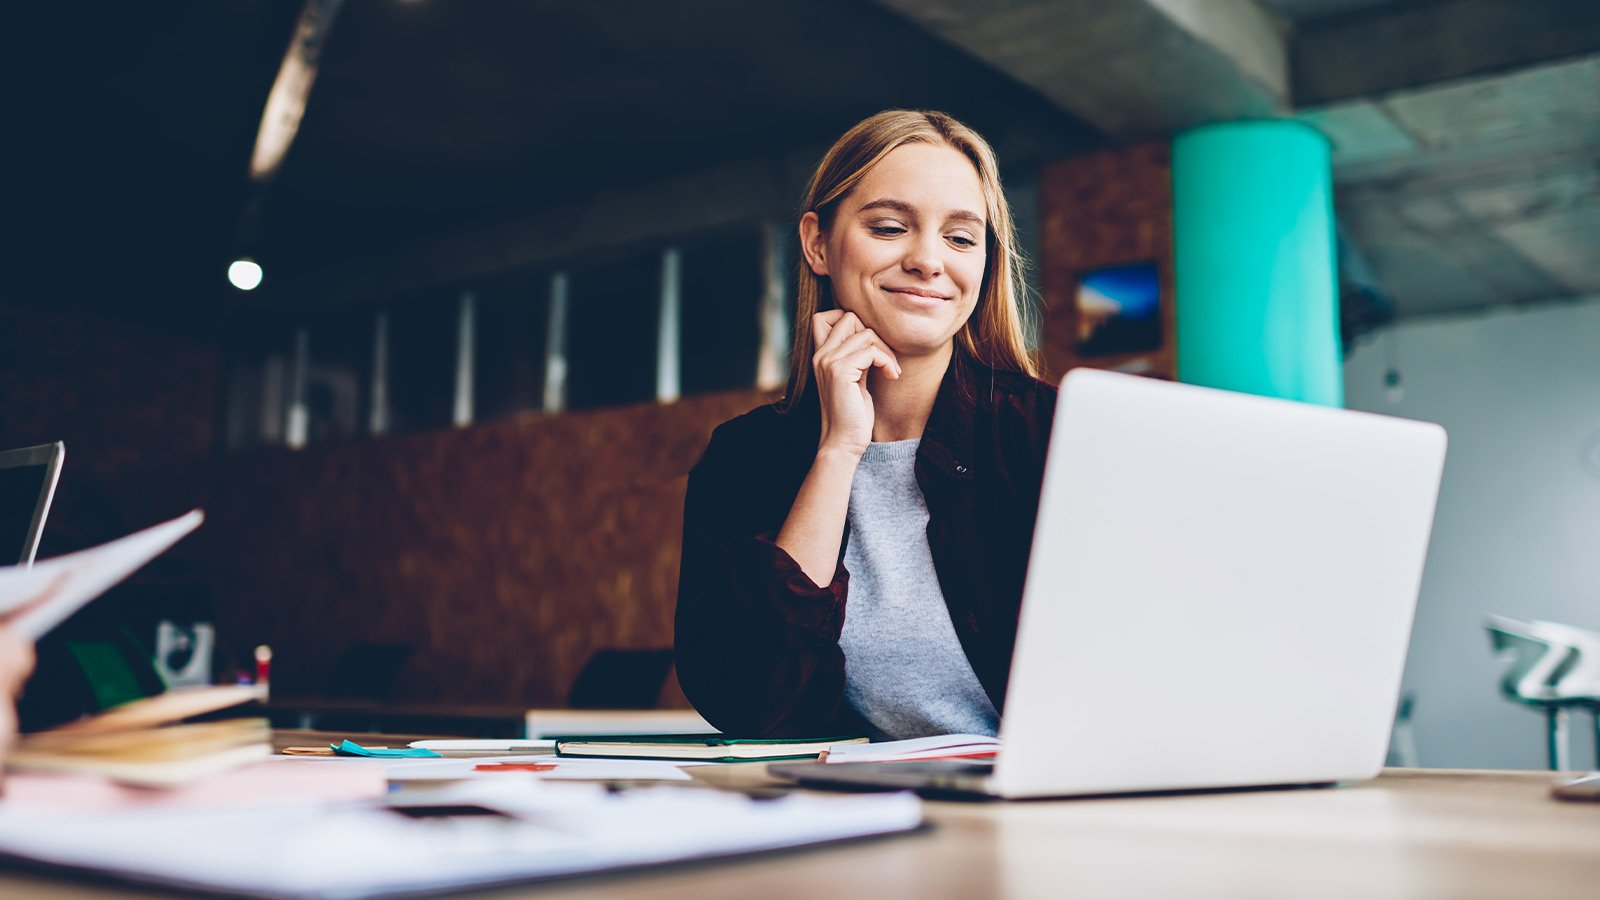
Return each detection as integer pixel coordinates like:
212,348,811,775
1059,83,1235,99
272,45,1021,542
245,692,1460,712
1293,0,1600,106
250,0,344,184
874,0,1288,140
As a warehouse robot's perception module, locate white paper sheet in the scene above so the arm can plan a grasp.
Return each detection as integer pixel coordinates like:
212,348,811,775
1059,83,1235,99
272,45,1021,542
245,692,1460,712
407,739,556,752
0,509,203,639
379,753,696,782
0,781,922,899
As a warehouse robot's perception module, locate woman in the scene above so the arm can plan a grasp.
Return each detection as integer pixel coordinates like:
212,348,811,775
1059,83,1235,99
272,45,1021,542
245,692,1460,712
675,110,1055,740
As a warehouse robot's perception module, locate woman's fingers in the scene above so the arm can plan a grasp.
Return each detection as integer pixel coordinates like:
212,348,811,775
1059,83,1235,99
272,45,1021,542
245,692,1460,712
816,325,901,379
864,346,900,380
821,328,877,362
813,311,867,358
811,309,848,349
829,345,900,384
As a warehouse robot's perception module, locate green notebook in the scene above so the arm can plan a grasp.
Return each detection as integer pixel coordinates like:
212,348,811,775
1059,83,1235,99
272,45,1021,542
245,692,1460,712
551,733,868,762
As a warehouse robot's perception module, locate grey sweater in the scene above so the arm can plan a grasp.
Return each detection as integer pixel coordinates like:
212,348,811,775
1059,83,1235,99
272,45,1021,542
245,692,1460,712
838,439,1000,741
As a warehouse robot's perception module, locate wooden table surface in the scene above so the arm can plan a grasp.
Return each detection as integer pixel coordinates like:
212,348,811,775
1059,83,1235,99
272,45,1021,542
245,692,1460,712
4,745,1596,899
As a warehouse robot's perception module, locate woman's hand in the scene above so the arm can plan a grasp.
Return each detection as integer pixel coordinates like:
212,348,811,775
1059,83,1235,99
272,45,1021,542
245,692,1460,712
0,627,35,765
776,311,901,587
812,310,901,457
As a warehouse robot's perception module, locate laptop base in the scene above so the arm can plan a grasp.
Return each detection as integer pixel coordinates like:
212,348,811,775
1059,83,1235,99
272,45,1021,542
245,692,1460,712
771,760,1341,802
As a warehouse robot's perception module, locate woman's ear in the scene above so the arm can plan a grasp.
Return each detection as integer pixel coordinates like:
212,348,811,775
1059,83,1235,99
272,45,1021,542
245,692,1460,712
798,211,829,277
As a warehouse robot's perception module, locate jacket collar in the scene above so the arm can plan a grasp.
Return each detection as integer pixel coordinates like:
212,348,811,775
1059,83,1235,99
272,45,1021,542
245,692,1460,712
919,351,980,478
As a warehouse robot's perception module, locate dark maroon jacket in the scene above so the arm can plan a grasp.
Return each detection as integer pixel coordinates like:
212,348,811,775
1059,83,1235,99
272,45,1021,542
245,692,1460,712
674,353,1057,738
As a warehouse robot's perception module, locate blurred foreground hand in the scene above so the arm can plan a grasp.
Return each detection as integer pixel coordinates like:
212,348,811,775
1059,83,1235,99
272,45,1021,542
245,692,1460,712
0,628,35,765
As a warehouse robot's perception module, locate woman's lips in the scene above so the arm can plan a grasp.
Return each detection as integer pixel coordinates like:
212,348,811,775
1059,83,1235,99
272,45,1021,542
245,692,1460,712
882,286,948,302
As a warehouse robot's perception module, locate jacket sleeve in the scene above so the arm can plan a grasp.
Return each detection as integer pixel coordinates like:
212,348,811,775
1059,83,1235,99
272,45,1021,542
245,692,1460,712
673,427,867,738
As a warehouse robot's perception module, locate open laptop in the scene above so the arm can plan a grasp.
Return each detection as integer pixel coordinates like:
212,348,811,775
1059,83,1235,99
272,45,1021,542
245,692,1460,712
0,441,64,567
773,369,1447,799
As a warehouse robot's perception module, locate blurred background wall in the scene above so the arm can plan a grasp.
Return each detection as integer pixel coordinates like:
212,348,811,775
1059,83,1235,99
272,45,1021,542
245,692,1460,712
1346,296,1600,768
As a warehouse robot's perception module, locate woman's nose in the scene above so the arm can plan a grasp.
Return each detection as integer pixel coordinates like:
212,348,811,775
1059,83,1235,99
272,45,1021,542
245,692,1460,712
901,233,943,277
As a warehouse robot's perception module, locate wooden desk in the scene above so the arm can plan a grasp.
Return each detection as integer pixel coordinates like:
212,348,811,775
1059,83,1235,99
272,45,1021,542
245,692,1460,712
3,768,1596,898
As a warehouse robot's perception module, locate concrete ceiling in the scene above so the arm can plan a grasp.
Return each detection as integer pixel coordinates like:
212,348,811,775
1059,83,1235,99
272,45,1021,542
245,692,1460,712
1286,0,1600,319
1300,56,1600,317
13,0,1598,331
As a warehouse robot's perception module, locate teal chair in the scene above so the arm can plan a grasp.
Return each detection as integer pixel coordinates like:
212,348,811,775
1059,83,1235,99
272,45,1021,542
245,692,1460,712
1486,615,1600,770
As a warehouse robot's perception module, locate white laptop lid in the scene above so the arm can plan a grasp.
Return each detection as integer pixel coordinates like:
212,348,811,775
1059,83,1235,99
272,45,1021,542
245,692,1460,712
994,370,1446,798
0,441,65,567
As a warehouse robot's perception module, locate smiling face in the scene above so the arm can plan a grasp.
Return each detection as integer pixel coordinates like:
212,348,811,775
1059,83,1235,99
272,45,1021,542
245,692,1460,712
801,142,989,362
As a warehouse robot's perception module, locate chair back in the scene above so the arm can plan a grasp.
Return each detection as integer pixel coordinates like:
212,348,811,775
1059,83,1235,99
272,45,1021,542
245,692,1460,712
1528,620,1600,700
1485,615,1574,703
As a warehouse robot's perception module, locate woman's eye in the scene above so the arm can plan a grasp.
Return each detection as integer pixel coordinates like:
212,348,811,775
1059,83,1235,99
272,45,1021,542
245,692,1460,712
947,234,978,247
869,224,907,236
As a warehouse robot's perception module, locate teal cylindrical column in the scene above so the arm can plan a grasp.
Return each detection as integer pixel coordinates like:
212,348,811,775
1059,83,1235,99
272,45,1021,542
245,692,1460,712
1173,120,1342,407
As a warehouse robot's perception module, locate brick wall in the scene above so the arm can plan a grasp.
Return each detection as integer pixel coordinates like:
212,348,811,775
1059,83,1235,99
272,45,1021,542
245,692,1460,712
3,306,769,708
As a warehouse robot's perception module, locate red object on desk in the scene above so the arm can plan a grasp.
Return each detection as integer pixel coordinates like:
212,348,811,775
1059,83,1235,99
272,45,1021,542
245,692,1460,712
254,645,272,691
474,762,560,772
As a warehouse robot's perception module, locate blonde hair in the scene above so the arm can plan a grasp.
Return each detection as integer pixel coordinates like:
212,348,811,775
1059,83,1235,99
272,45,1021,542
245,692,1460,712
781,109,1038,409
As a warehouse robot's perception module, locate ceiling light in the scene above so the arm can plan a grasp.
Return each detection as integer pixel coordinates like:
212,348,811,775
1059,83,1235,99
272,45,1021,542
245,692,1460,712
228,258,264,291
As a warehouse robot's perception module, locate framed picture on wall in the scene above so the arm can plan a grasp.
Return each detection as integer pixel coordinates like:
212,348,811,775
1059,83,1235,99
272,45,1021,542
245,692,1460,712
1073,261,1163,358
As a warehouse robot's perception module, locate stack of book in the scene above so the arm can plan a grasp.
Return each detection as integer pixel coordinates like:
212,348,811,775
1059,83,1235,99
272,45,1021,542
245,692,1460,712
9,684,270,788
1,511,275,788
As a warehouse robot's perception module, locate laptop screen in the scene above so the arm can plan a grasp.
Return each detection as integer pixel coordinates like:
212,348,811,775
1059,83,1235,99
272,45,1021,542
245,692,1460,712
0,442,64,566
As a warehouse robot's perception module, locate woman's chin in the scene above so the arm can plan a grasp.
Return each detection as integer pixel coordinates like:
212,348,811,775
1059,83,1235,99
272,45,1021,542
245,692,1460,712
837,304,964,362
877,329,957,363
